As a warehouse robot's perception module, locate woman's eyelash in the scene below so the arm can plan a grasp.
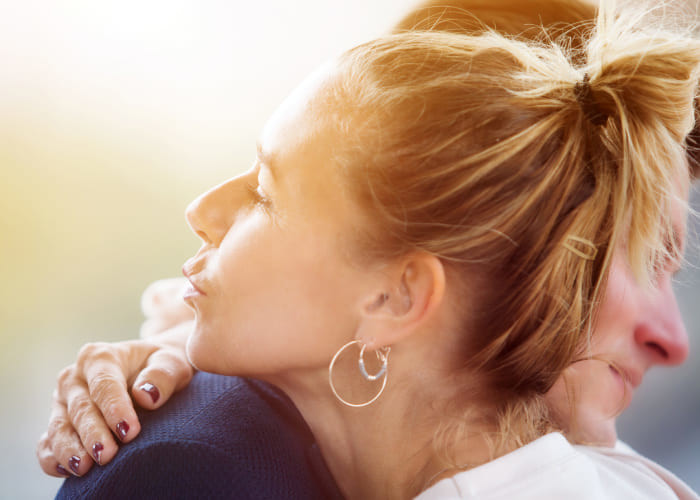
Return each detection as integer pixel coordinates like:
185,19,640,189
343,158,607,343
246,182,272,209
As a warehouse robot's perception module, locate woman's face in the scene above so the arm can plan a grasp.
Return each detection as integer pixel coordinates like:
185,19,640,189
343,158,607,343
182,64,377,379
546,184,690,445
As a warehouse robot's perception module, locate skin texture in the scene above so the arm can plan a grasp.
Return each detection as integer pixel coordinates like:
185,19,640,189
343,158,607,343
37,53,693,498
36,325,193,477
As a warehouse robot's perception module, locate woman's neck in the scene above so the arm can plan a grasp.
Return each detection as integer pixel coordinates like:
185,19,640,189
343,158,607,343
273,366,509,500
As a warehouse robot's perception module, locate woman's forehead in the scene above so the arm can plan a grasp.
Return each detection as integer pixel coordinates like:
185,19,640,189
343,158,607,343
258,60,340,155
253,63,362,227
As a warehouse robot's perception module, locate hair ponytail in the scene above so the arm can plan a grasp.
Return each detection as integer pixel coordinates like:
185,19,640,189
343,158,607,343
331,1,700,452
570,4,700,284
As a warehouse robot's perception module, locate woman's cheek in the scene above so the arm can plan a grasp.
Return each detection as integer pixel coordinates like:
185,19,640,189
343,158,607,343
545,361,622,445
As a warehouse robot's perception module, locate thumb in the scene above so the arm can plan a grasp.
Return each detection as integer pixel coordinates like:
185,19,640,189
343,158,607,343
131,348,194,410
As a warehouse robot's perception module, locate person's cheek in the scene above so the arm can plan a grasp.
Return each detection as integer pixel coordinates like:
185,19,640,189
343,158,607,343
545,361,622,446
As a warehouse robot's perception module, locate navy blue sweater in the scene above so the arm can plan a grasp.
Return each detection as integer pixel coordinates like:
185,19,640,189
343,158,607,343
56,372,344,499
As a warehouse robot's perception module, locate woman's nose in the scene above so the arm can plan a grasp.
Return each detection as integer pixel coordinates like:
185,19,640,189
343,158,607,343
634,279,689,366
185,178,239,247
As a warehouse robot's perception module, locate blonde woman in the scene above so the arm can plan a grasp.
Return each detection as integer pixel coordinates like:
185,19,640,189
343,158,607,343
40,2,698,499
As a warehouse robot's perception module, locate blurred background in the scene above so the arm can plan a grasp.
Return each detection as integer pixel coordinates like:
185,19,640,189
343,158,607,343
0,0,698,498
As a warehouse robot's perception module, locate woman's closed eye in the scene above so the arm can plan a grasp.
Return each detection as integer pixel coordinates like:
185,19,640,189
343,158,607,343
246,181,273,211
649,233,684,287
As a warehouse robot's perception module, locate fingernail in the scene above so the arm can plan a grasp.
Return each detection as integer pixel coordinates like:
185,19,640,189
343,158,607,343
139,382,160,404
56,464,70,476
68,456,81,475
116,420,130,441
92,442,104,465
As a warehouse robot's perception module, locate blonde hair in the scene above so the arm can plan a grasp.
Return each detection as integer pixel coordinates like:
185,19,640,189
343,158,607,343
330,2,700,452
394,0,597,46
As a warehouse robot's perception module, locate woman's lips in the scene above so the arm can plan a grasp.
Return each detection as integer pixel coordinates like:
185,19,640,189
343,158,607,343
182,264,207,298
609,364,643,392
183,280,206,299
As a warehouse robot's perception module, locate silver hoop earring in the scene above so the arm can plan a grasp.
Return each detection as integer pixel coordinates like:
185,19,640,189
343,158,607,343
358,343,388,380
328,340,391,408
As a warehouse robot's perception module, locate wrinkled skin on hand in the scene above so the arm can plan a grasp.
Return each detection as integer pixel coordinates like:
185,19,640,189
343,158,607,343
37,278,194,477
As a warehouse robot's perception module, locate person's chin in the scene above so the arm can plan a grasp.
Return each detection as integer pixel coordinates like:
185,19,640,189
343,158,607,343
185,326,234,375
185,330,210,372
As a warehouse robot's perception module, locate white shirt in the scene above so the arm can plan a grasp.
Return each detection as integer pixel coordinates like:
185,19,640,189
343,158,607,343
415,432,698,499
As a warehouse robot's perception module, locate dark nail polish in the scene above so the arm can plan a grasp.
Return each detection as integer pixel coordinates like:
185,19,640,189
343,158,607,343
116,420,130,441
56,464,70,476
139,382,160,404
92,442,104,465
68,456,81,475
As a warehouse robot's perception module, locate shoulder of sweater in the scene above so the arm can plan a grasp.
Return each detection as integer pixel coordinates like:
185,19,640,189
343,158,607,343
55,373,344,500
56,437,319,500
132,372,313,450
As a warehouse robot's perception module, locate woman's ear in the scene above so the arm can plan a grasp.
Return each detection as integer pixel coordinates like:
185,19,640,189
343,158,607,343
356,253,446,349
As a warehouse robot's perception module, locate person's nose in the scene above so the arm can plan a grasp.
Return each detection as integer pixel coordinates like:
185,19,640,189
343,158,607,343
634,277,689,366
185,176,246,247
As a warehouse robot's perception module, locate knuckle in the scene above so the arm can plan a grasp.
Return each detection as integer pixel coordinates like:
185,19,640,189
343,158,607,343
47,414,72,441
141,280,169,314
89,374,125,404
56,365,77,388
77,342,99,360
67,395,94,423
101,399,125,422
90,385,127,419
78,342,118,365
139,319,160,338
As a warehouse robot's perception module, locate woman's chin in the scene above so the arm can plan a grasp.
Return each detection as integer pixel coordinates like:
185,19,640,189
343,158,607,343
185,332,208,372
185,328,238,375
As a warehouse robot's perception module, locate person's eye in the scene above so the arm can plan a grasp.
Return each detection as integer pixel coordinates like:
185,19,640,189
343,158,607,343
246,182,273,211
654,233,682,283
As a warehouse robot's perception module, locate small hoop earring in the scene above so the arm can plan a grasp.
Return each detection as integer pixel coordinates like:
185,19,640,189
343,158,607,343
358,343,388,380
328,340,391,408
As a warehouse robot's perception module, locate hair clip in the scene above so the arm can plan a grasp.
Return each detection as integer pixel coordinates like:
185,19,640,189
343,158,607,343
563,235,598,260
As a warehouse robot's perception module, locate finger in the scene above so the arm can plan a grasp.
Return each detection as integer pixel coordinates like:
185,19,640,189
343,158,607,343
84,366,141,443
131,348,194,410
75,343,145,444
37,432,71,478
140,278,194,338
140,315,193,339
46,392,93,477
64,381,120,466
141,278,192,319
